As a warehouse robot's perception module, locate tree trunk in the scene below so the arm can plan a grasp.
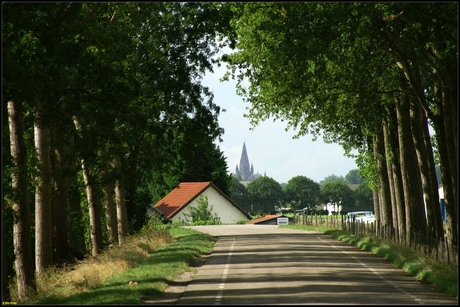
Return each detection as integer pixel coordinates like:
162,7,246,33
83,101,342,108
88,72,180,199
2,207,12,302
81,158,103,256
73,118,103,256
365,136,380,222
372,189,380,224
436,64,458,248
433,111,457,248
382,119,397,240
34,102,53,276
99,148,118,245
112,154,128,246
409,96,444,241
402,53,457,250
51,104,75,264
373,130,392,227
7,100,37,300
395,81,427,243
383,108,406,243
440,56,458,210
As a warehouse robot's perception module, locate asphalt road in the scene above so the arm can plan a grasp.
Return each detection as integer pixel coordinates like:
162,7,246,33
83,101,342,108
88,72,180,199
146,225,458,305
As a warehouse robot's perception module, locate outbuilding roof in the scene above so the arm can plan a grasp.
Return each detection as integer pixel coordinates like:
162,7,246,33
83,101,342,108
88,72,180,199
246,214,286,224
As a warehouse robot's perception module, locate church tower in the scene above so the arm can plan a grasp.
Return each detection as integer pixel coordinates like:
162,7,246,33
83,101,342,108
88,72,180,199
234,142,263,182
239,142,251,181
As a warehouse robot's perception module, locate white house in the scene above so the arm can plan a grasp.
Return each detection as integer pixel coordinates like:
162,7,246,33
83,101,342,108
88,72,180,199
324,202,342,215
152,181,251,224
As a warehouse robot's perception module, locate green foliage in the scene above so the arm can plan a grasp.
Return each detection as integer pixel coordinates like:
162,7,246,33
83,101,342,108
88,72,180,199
246,176,284,213
127,186,151,233
321,181,355,208
355,147,380,191
4,1,235,264
221,3,456,227
284,176,321,210
319,174,346,187
354,181,374,209
171,135,232,197
183,195,221,226
344,169,365,184
229,176,250,212
233,170,242,181
236,219,250,224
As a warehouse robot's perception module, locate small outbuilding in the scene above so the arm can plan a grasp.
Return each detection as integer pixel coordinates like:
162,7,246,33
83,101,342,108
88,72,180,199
246,214,293,225
152,181,251,224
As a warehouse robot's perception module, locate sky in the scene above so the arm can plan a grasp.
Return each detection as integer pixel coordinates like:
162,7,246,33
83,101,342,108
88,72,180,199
201,62,358,185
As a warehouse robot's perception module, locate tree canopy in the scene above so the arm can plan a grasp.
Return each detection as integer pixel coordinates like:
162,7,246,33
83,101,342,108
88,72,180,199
3,2,235,300
284,176,321,210
221,2,456,247
246,176,284,214
321,181,355,210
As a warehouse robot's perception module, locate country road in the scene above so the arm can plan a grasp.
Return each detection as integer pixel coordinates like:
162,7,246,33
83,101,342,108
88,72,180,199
144,225,458,305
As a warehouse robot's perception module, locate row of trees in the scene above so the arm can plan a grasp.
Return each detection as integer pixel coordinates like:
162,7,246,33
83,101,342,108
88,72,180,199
3,3,234,301
3,2,456,302
221,3,456,249
230,171,373,215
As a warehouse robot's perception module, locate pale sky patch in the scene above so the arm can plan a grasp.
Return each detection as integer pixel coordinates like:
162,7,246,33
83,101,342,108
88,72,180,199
203,61,358,184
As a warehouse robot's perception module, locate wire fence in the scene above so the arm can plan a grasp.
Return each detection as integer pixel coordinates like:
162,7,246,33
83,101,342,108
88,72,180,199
295,212,458,266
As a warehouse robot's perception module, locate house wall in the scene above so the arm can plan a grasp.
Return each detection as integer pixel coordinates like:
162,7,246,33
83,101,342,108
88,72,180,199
171,187,249,224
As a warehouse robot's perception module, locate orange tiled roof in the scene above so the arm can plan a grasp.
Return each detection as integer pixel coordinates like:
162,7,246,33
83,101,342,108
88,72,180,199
153,181,251,219
246,214,283,224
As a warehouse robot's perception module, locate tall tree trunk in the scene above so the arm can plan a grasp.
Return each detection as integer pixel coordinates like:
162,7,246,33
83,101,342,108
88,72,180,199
365,137,380,222
51,110,75,264
373,130,392,227
395,80,427,243
2,207,12,302
382,118,398,238
81,158,103,256
383,108,406,243
372,190,380,225
99,148,118,245
409,96,444,241
440,56,458,210
433,106,457,248
112,154,128,246
436,64,458,248
7,100,37,300
426,58,457,248
34,102,53,276
401,54,457,249
73,118,103,256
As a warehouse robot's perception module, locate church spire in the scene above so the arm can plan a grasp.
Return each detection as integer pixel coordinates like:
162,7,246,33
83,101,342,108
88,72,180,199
239,142,251,180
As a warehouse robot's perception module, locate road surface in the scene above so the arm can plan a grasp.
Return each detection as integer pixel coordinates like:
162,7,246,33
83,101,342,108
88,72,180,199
145,225,458,305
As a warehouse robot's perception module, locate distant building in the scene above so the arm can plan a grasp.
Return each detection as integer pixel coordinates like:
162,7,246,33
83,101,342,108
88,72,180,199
233,142,263,184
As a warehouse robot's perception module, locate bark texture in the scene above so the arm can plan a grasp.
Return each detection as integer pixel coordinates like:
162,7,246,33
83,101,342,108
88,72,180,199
8,100,37,300
34,102,53,276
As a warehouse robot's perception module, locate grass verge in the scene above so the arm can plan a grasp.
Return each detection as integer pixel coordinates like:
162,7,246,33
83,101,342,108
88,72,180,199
18,225,217,305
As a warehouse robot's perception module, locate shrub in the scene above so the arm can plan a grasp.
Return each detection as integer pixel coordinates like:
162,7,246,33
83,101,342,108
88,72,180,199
183,195,221,225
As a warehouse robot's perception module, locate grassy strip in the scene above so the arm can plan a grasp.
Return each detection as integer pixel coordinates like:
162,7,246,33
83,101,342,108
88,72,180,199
22,227,217,305
283,224,458,299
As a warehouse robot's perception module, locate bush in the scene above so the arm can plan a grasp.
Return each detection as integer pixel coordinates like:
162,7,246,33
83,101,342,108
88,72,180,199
183,195,221,225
